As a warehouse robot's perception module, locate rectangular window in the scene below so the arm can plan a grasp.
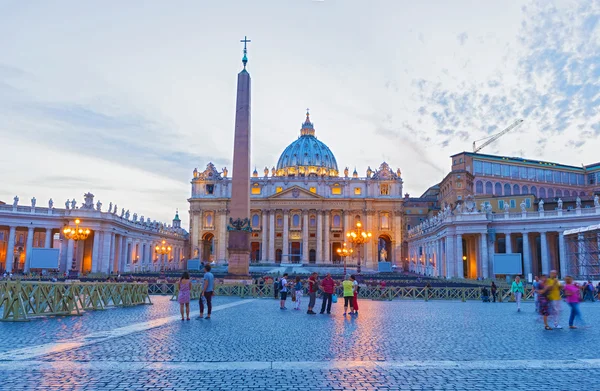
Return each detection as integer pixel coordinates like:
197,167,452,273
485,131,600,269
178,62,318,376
498,200,505,210
562,172,569,184
492,163,501,176
554,171,561,183
590,174,596,185
501,164,510,177
251,187,261,195
519,167,527,179
510,199,516,208
569,173,577,185
525,198,531,208
332,187,342,195
536,169,544,181
527,167,536,180
309,187,316,193
511,166,519,179
205,184,214,195
457,195,462,200
276,187,283,193
380,184,390,195
457,182,462,188
545,170,553,182
354,187,361,195
483,162,492,175
474,160,483,174
577,174,584,185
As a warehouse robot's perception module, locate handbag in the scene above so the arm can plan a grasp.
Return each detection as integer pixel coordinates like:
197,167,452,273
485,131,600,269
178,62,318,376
332,294,338,303
292,292,296,302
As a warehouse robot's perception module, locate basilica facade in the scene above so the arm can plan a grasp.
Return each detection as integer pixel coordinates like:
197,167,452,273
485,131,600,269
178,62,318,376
188,112,405,270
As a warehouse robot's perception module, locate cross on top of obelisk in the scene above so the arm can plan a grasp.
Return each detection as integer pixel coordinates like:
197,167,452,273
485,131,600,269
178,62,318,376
240,36,251,68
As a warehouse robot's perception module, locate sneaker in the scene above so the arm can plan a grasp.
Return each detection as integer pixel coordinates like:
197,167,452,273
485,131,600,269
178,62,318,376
517,308,521,312
204,316,211,320
319,311,324,314
327,312,331,314
554,325,563,329
197,315,204,320
343,312,347,316
569,326,577,329
309,311,316,315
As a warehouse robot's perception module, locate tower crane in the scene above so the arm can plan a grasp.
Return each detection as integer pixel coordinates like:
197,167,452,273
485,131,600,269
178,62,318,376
472,119,524,153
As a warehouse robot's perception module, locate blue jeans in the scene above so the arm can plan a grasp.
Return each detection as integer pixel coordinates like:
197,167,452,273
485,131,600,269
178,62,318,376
568,302,582,327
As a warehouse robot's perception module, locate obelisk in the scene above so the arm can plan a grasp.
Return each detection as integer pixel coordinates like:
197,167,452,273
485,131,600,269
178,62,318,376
227,36,252,277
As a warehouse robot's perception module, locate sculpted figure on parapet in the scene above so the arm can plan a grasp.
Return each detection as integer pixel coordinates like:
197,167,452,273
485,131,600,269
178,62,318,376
538,199,544,212
595,194,599,207
557,198,563,210
13,196,19,207
576,196,582,209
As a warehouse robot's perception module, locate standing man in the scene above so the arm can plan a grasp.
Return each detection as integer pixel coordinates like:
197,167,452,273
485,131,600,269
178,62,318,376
307,272,318,315
546,270,562,329
320,273,336,314
279,273,289,310
199,264,214,320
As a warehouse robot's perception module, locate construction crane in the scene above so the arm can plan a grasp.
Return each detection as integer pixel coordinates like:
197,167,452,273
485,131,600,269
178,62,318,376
472,119,524,153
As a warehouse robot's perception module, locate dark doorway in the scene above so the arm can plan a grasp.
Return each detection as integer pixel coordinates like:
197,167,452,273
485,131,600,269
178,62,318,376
291,242,301,263
309,249,316,264
250,242,260,262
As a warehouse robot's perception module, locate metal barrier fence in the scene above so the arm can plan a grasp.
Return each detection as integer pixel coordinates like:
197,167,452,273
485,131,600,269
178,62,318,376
0,281,152,322
160,283,536,303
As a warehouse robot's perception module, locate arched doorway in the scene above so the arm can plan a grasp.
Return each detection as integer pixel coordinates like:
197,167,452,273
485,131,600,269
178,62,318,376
201,233,214,263
250,242,260,262
378,235,392,262
275,249,282,263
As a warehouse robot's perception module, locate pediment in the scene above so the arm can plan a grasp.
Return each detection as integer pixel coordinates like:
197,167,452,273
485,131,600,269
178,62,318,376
268,186,323,199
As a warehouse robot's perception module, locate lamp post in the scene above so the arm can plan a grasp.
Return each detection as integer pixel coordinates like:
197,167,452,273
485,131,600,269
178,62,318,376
345,221,372,274
336,242,353,276
63,219,90,273
155,240,172,272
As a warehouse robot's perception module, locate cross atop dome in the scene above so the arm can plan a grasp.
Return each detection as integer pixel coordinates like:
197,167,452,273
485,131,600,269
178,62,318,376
300,109,315,136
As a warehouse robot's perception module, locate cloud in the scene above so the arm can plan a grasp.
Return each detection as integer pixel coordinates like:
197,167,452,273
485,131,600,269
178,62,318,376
457,32,469,45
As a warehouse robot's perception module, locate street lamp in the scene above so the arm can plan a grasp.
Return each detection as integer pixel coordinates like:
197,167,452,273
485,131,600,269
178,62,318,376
336,242,354,276
345,221,372,274
155,240,172,272
63,219,90,272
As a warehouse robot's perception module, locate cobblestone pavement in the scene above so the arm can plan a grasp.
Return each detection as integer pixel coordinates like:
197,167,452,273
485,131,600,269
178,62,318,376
0,295,599,390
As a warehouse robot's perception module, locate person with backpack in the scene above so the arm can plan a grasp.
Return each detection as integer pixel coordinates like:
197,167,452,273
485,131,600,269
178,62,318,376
273,277,280,299
279,273,289,310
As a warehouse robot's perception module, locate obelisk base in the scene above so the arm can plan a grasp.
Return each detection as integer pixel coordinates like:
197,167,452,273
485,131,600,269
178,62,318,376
226,231,251,279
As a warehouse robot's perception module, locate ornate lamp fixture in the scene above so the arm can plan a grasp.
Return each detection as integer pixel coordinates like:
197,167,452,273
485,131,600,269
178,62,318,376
63,219,90,241
155,240,172,272
336,242,353,276
345,221,372,274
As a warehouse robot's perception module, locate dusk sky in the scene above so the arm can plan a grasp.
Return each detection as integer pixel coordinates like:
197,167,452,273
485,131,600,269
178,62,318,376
1,0,599,229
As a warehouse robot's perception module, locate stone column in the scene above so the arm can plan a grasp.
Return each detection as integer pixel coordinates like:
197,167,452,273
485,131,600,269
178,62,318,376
324,211,330,263
268,211,275,262
261,211,268,262
24,227,35,272
505,232,512,253
91,230,101,273
119,235,127,273
394,211,402,265
424,242,431,276
456,234,463,278
365,212,374,266
282,210,289,262
66,239,75,272
578,233,585,276
438,240,444,277
218,211,227,263
4,226,16,272
44,228,53,248
101,233,112,274
316,212,323,263
540,232,549,275
522,232,532,278
558,232,567,278
302,211,309,263
480,233,489,278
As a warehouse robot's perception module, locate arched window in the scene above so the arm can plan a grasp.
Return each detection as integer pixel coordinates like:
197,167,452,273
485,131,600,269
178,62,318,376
580,191,586,196
522,185,529,194
556,189,562,197
309,215,316,226
504,183,511,196
539,188,546,198
333,215,341,227
292,214,300,227
475,181,483,194
380,213,390,230
548,188,554,198
205,213,213,228
251,214,260,228
563,190,570,197
531,186,537,197
485,182,493,195
513,184,520,195
494,182,502,195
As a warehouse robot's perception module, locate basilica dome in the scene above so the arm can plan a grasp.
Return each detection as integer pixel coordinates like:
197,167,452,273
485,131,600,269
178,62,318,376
275,111,339,177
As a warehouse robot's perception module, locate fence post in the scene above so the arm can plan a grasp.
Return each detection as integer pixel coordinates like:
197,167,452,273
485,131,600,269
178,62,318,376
461,288,466,302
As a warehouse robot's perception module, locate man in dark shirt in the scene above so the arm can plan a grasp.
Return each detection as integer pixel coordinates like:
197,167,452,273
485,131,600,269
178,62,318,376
307,272,318,315
320,273,336,314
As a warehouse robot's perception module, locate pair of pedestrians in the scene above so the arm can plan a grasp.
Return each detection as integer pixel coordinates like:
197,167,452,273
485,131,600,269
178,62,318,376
176,265,215,320
278,274,306,311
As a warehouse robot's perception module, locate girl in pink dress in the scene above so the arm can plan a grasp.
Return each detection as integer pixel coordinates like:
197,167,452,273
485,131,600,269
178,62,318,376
178,272,191,321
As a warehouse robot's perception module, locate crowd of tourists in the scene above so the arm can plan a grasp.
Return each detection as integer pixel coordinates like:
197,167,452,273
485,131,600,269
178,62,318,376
272,272,361,315
498,270,598,330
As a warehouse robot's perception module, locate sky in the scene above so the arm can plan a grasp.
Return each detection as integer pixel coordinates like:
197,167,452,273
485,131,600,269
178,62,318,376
1,0,599,229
